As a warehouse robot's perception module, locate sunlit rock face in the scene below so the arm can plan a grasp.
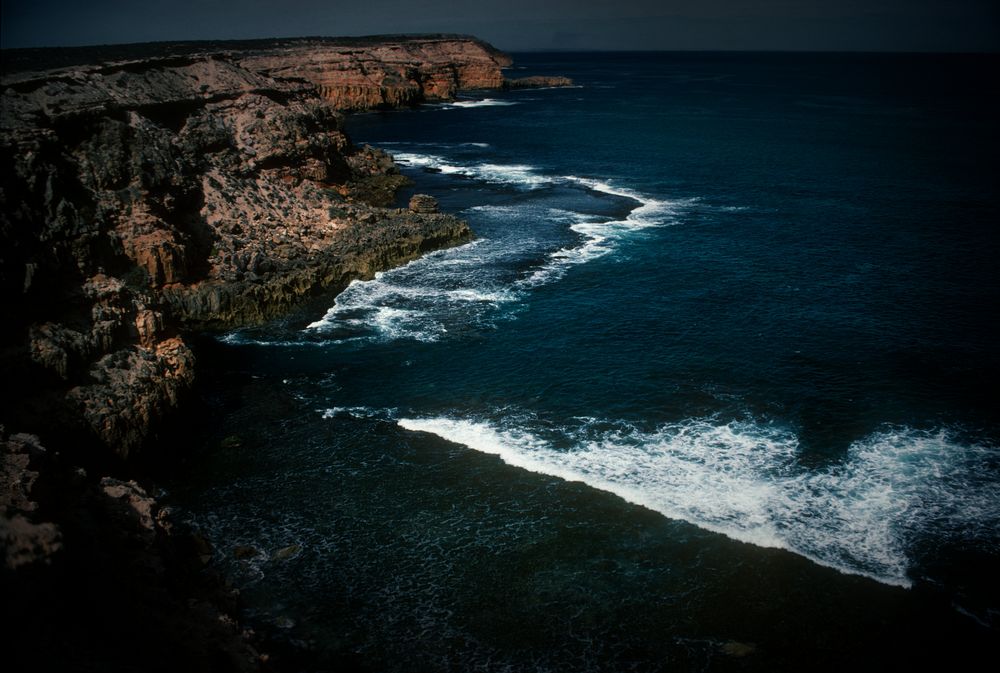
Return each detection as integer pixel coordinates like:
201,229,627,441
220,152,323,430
239,36,512,111
1,39,479,458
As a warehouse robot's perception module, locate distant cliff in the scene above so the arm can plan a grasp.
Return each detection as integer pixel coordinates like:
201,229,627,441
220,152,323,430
239,35,513,110
2,34,516,110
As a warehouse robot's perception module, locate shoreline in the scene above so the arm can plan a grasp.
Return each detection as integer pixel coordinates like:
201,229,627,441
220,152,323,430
157,50,997,671
0,35,568,670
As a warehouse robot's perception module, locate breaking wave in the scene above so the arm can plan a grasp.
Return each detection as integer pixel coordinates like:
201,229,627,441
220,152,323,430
398,414,1000,588
445,98,520,108
392,152,554,188
304,152,691,342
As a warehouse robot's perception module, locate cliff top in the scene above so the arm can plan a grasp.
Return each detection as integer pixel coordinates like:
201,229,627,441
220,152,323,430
0,33,511,78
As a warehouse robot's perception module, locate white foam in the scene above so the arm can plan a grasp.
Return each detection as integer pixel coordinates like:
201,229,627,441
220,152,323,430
503,84,585,91
322,406,396,420
376,141,490,148
565,175,689,227
307,153,693,342
446,98,519,108
391,151,451,170
390,154,692,226
392,151,686,287
515,179,684,287
392,152,554,189
305,239,522,342
475,163,553,188
374,306,444,342
217,332,332,348
398,415,1000,588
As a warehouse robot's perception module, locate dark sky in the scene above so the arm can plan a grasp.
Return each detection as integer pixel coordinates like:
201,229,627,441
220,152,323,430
2,0,998,52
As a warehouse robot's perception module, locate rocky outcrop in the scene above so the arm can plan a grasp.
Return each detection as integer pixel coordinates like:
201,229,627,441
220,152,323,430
408,193,440,214
504,75,575,89
1,48,472,459
0,429,264,671
0,35,567,459
1,432,63,569
0,41,475,668
2,35,516,112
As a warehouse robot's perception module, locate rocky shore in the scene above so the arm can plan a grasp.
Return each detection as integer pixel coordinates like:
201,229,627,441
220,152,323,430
0,35,568,670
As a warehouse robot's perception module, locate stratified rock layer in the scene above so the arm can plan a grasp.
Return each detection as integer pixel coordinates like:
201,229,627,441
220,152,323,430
239,35,513,110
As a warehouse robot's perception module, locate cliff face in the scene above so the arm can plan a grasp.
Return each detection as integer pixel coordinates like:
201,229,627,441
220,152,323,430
0,35,562,671
239,36,513,110
0,44,481,460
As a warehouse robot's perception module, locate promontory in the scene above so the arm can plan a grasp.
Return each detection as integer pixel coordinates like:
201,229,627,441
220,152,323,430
0,35,569,671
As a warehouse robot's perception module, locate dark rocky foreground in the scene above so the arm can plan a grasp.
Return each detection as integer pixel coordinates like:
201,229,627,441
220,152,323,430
2,431,263,671
0,35,568,671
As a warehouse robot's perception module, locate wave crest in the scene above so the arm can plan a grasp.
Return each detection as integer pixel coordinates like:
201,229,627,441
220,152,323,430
398,415,1000,588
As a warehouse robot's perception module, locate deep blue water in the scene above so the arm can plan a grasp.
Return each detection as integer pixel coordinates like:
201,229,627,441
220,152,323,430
170,53,1000,671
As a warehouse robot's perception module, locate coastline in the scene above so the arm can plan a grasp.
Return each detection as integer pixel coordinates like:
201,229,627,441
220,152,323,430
0,35,568,670
4,43,997,671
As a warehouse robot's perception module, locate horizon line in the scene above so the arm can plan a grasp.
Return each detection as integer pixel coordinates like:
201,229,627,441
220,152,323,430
1,33,997,56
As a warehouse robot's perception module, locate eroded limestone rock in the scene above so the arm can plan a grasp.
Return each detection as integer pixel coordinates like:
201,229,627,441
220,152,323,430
409,194,439,214
2,46,473,458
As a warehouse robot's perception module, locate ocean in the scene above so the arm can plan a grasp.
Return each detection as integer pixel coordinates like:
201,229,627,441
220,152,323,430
168,53,1000,670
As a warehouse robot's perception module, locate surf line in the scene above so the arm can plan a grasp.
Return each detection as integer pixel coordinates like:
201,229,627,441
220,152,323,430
395,415,998,589
299,152,685,340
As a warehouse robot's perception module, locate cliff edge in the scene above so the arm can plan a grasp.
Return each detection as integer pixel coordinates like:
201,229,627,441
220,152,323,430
0,39,506,460
237,35,513,110
0,34,540,672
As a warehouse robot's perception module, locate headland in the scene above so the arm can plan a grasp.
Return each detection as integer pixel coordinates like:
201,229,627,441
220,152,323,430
0,34,569,670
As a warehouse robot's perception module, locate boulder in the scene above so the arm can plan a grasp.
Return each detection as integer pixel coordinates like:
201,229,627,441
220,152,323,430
408,194,440,214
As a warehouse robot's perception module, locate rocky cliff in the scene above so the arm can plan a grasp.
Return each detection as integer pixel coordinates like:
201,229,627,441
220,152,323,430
0,35,565,670
2,34,517,111
0,45,480,460
238,35,513,110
